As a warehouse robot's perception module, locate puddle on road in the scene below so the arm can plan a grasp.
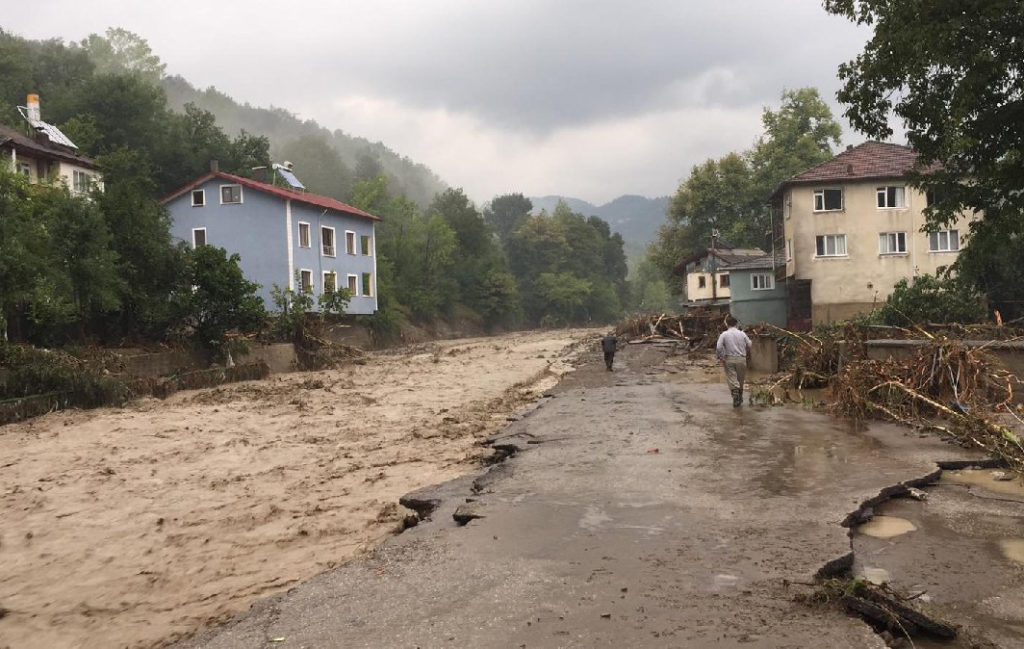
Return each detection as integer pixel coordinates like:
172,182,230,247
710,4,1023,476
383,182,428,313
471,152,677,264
998,539,1024,565
944,469,1024,498
857,515,917,539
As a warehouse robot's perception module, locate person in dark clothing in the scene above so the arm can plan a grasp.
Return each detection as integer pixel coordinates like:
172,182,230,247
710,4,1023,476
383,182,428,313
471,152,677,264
601,332,618,371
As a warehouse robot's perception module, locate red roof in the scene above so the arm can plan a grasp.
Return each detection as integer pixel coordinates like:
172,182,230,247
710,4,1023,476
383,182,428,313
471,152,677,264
161,170,380,221
771,141,939,202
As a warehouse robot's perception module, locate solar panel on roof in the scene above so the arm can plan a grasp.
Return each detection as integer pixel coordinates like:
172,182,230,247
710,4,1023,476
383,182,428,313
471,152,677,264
276,167,305,189
33,121,78,149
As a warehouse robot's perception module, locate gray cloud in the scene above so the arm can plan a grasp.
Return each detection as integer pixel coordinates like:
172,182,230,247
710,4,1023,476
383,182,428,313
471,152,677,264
4,1,875,203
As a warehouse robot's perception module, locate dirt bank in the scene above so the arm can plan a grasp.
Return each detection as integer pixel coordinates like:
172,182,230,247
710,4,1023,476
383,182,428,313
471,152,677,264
0,329,598,649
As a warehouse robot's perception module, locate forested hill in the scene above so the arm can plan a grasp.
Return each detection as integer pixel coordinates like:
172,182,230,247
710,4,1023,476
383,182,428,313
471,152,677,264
162,76,446,207
530,194,669,247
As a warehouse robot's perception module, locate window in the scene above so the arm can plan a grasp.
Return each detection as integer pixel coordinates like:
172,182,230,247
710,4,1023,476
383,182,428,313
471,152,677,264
813,188,843,211
191,189,205,207
347,274,358,295
323,271,337,293
345,230,356,255
929,229,960,252
321,226,336,257
17,162,31,178
361,235,372,256
876,186,906,208
362,273,374,297
220,184,242,204
786,238,793,262
926,188,945,207
192,228,207,248
698,276,707,289
718,274,730,288
299,269,313,293
815,234,847,257
73,170,92,193
878,231,907,254
751,273,775,291
298,222,311,248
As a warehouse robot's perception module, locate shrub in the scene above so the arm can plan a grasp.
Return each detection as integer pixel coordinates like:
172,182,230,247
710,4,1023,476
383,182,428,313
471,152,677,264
878,274,987,326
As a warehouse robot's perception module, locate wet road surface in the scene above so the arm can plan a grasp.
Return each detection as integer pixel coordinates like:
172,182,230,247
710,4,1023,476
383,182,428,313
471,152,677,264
174,344,1007,648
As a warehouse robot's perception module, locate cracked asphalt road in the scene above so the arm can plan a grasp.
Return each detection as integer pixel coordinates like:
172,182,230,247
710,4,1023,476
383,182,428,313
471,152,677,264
173,344,985,649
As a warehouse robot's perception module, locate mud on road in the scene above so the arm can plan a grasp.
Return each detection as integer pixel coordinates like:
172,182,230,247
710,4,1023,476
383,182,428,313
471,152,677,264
0,329,599,649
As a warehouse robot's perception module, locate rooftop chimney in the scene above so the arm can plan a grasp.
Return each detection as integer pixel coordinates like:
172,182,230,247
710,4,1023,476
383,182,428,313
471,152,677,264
26,94,40,122
210,159,219,173
251,165,268,182
846,144,853,151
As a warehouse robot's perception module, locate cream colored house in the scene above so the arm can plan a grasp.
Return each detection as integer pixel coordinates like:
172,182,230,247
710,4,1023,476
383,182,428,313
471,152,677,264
772,142,974,326
676,246,766,305
1,94,100,195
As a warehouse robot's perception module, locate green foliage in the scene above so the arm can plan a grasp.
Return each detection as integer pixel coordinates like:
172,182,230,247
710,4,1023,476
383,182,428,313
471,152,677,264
176,246,265,351
951,211,1024,321
317,284,352,316
653,88,841,289
269,282,313,341
80,27,166,84
825,0,1024,225
0,343,131,407
483,193,532,247
878,274,987,326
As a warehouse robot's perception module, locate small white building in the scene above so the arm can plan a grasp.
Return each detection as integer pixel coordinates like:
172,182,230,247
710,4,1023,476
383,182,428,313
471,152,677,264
1,94,101,195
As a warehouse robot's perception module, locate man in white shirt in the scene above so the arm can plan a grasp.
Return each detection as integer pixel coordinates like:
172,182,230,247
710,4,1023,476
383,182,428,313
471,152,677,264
715,314,752,407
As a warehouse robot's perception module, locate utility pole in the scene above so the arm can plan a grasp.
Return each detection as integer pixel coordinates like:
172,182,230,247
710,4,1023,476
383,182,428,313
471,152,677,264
710,228,719,303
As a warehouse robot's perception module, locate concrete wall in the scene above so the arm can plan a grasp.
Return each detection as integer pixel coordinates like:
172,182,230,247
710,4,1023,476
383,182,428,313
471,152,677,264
167,179,378,314
782,181,974,324
748,335,779,373
729,269,788,327
123,343,298,378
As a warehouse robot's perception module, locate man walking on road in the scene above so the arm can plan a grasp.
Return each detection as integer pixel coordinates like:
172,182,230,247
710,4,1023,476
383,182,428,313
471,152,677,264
601,332,618,371
716,315,751,407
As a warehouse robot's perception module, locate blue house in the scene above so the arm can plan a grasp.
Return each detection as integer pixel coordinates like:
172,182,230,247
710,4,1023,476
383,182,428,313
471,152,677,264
163,168,380,314
725,253,788,327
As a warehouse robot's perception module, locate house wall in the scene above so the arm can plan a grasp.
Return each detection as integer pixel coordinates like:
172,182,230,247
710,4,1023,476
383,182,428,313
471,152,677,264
782,181,974,324
290,202,377,315
686,271,731,302
4,146,100,194
166,178,378,314
729,269,788,327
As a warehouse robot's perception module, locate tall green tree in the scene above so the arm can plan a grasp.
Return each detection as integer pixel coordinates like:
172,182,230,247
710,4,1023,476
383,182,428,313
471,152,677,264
80,27,166,84
483,193,533,248
824,0,1024,221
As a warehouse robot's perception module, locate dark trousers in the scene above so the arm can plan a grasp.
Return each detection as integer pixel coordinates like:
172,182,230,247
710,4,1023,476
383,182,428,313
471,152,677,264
604,351,615,370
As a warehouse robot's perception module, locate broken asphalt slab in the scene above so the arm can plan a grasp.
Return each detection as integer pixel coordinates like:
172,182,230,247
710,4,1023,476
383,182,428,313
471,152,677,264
172,350,1002,649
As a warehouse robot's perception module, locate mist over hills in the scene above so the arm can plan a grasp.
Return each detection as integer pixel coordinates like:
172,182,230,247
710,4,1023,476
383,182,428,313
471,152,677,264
530,194,670,247
162,76,447,207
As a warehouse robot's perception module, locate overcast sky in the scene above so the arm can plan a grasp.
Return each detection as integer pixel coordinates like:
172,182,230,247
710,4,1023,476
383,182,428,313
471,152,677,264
5,1,874,205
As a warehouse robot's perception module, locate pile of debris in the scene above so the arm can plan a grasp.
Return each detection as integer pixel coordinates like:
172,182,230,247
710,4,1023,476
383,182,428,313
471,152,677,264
615,311,725,347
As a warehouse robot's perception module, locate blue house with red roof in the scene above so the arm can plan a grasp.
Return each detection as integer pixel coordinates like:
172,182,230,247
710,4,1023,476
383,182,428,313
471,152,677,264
163,166,379,314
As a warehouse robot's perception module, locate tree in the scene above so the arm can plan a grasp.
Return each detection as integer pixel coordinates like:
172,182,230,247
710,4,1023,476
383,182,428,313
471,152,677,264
176,246,265,351
879,274,986,326
824,0,1024,222
276,134,353,200
483,193,532,248
80,28,166,84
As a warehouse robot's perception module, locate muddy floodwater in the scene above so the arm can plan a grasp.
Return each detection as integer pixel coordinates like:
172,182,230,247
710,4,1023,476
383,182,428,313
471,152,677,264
857,515,917,539
0,330,598,649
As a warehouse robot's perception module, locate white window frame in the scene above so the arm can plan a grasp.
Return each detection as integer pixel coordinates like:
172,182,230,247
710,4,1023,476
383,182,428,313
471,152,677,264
361,272,374,297
191,189,205,207
786,238,793,262
297,221,311,248
322,270,337,293
815,234,847,257
813,188,843,212
878,231,907,255
191,227,207,248
219,184,243,204
321,225,336,257
929,229,960,253
347,274,358,295
299,268,313,293
17,162,31,178
345,230,357,255
360,234,373,256
876,185,907,209
73,170,92,194
751,273,775,291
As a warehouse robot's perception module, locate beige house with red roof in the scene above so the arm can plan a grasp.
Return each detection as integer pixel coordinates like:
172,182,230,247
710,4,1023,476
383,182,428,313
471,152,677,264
771,141,975,326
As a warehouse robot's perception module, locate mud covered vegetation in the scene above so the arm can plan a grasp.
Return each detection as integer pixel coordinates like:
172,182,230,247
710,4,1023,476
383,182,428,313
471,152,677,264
755,322,1024,472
